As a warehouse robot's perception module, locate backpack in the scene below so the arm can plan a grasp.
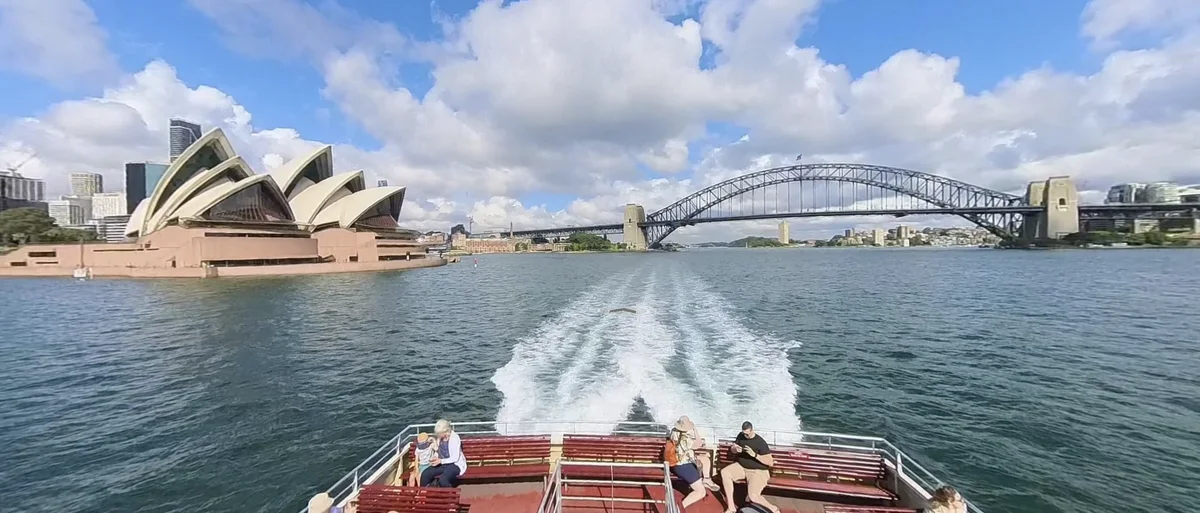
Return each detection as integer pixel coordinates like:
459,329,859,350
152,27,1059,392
663,439,679,466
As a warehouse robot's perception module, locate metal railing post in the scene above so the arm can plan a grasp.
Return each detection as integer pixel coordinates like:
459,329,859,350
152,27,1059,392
353,469,359,493
895,451,902,492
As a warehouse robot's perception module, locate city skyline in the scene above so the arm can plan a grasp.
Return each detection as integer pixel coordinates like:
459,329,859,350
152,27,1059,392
0,0,1198,243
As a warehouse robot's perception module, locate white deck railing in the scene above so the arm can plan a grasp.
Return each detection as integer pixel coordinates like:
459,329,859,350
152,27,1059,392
298,420,985,513
538,460,680,513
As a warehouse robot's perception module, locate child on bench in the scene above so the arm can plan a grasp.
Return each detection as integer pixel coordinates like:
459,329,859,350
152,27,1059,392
407,433,438,487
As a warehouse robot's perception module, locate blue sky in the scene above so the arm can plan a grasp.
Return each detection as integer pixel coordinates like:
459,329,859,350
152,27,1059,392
0,0,1195,238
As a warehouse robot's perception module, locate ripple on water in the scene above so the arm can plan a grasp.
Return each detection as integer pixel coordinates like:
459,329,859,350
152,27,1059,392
1,250,1198,513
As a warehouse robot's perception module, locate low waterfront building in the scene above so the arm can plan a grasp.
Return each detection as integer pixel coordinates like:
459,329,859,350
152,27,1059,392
98,215,132,243
1181,185,1200,204
0,128,441,278
871,228,886,246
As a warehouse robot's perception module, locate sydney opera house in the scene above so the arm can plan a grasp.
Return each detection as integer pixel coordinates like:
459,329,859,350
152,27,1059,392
0,128,443,278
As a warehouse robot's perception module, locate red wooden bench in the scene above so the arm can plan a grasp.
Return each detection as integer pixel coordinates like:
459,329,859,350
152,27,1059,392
460,436,551,482
718,443,896,501
353,485,460,513
560,435,668,480
823,505,917,513
400,436,552,484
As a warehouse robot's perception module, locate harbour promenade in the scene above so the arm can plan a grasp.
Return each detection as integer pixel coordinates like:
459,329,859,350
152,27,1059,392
0,253,446,278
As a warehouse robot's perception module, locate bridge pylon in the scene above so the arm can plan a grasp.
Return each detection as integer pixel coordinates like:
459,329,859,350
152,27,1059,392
623,204,648,250
1021,176,1079,241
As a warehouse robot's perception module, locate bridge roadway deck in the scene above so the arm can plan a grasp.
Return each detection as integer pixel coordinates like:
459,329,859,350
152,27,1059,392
508,203,1198,239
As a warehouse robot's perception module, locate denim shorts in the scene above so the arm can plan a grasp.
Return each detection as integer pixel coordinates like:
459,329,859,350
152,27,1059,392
671,463,702,485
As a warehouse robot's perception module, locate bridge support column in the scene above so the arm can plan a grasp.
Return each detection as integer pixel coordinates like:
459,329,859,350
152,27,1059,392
1021,176,1079,241
623,204,648,250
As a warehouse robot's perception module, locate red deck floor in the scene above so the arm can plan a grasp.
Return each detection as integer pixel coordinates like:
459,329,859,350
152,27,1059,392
459,482,832,513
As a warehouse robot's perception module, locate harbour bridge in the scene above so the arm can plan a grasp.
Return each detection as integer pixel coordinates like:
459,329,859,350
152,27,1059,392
508,163,1198,249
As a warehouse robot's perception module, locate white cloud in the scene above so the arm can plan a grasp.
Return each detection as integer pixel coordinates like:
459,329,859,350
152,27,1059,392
1082,0,1200,46
3,0,1200,244
0,0,120,85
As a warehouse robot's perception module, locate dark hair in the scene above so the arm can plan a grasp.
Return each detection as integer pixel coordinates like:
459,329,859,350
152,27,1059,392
741,421,753,430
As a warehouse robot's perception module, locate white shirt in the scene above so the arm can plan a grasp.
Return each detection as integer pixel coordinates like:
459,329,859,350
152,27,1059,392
438,432,467,475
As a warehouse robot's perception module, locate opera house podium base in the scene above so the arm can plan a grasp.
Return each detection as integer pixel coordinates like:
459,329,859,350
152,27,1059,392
0,224,446,279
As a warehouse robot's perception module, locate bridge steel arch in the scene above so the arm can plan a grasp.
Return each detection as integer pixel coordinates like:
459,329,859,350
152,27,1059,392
644,163,1024,247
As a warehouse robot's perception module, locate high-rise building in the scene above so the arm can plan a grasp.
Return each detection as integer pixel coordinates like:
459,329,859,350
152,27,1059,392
69,172,104,196
896,225,911,241
91,192,127,219
124,162,170,213
872,228,886,246
0,170,46,202
843,228,853,238
97,215,132,243
778,221,790,244
377,179,388,187
169,119,203,162
48,199,87,226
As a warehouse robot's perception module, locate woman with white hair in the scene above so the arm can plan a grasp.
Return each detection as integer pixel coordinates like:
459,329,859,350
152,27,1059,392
420,419,467,487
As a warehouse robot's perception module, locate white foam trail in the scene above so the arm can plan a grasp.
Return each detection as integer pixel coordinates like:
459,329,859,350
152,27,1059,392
645,268,804,442
492,261,803,442
492,271,643,434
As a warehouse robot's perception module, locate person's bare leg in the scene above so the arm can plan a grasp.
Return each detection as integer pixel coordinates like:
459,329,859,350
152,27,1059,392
698,453,718,490
682,481,706,508
719,464,744,513
746,471,780,513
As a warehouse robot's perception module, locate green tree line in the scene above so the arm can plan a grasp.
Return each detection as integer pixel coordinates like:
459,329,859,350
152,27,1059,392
0,207,99,246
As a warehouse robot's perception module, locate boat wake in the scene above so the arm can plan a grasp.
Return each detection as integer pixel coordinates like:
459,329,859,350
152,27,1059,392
491,263,802,439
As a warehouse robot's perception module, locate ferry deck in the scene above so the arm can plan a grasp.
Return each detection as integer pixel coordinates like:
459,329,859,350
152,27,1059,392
301,421,983,513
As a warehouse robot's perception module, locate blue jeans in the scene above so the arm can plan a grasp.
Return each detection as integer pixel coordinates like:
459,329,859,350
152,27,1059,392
420,464,461,487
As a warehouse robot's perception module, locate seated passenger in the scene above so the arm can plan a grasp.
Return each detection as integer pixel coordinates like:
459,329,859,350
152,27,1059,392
675,416,719,491
927,485,967,513
421,419,467,487
720,421,779,513
665,425,708,508
407,433,437,487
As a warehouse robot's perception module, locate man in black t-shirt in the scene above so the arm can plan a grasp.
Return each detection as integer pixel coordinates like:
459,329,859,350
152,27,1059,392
720,421,780,513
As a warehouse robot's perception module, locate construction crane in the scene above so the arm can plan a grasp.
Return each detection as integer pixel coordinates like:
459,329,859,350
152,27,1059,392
4,152,37,175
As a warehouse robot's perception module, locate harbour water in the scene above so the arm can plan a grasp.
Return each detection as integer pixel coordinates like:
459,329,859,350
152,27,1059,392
1,248,1197,513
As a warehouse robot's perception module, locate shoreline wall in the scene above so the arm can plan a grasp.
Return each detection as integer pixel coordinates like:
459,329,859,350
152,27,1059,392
0,256,446,279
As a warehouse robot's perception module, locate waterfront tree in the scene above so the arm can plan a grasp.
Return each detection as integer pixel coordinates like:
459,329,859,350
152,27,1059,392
0,207,57,245
567,233,615,251
0,207,98,246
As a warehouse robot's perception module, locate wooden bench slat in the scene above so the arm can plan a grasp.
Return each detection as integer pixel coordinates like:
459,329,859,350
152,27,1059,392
767,477,894,500
823,506,918,513
355,486,460,513
715,443,895,501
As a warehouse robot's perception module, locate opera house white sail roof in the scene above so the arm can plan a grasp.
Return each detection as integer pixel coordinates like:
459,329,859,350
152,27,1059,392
124,128,407,238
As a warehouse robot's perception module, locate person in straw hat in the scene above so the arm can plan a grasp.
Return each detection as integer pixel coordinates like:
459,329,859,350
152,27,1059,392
666,416,710,508
673,416,719,491
407,432,438,487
